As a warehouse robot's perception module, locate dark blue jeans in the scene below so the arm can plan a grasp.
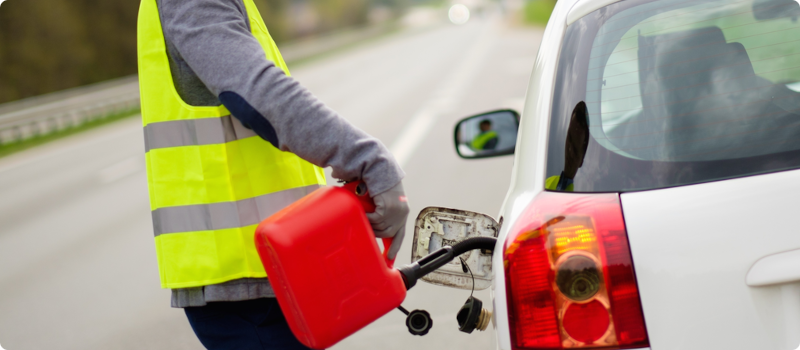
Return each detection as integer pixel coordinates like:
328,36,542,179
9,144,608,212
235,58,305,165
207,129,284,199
185,298,315,350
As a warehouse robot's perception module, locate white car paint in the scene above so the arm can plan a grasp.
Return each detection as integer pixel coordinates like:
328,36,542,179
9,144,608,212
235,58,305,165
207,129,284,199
565,0,623,25
491,0,580,348
489,0,565,345
747,249,800,287
479,0,799,349
622,170,800,350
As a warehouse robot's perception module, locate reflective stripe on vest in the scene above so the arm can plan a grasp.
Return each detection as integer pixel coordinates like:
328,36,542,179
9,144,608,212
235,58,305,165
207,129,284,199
143,115,257,152
138,0,326,289
152,185,319,236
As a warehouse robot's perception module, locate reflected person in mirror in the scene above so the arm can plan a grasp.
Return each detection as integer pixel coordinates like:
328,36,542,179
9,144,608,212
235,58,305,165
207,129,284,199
471,119,499,151
546,101,589,192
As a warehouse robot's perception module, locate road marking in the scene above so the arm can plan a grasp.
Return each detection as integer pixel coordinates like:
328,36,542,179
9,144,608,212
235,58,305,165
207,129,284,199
98,156,142,184
389,19,497,167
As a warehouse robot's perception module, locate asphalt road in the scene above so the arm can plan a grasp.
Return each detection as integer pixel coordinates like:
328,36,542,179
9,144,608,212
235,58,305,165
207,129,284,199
0,14,542,350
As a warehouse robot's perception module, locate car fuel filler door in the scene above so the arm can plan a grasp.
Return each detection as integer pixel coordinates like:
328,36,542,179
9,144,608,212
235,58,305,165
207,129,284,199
411,207,499,290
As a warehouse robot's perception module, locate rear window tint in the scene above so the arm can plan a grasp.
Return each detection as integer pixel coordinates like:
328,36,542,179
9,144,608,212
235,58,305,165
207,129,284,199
546,0,800,192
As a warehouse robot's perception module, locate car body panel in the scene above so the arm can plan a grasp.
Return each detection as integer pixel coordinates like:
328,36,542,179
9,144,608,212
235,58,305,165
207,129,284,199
747,249,800,287
621,169,800,350
565,0,623,25
486,0,800,349
492,0,602,348
491,0,573,348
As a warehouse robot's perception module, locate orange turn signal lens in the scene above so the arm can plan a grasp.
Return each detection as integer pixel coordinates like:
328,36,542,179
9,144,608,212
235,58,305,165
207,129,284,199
548,216,599,262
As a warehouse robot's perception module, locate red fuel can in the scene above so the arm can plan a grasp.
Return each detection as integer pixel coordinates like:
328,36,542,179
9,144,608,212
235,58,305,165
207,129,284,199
254,182,407,349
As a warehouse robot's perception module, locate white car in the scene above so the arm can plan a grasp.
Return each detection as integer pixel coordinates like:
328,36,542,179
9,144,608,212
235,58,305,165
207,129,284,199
410,0,800,349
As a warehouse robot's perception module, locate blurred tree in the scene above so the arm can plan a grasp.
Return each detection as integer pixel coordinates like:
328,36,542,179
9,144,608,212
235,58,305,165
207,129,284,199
310,0,371,32
523,0,557,26
0,0,411,104
72,0,140,83
0,0,138,104
0,0,99,103
253,0,291,42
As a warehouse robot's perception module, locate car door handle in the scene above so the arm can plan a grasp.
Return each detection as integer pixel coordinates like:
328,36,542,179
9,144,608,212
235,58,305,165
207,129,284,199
746,248,800,287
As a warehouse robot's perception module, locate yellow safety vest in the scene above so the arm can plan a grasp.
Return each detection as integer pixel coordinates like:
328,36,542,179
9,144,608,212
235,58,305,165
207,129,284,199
471,130,498,150
545,175,574,192
137,0,326,289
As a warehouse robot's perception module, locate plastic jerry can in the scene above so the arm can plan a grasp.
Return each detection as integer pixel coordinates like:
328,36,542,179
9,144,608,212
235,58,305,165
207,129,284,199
254,182,407,349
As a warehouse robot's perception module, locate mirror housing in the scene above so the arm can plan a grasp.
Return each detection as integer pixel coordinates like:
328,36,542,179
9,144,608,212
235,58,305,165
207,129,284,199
454,109,519,159
411,207,500,290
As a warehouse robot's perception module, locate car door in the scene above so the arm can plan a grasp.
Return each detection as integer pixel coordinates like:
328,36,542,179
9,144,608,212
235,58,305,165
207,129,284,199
623,170,800,350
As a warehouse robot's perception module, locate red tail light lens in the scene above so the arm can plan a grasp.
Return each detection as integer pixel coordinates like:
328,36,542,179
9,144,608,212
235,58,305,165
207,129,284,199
504,192,648,349
562,300,609,343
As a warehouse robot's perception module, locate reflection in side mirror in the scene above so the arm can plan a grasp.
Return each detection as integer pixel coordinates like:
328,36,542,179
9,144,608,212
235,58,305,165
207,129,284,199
411,207,500,290
454,109,519,159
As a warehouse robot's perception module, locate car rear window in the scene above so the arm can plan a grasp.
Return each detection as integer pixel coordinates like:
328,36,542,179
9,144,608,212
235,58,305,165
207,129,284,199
546,0,800,192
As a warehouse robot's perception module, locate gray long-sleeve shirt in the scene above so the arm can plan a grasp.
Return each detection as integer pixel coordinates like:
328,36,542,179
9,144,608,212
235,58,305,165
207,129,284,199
155,0,404,307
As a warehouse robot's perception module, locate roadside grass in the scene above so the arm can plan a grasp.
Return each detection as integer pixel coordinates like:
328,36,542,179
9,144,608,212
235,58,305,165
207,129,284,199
523,0,557,26
0,109,140,159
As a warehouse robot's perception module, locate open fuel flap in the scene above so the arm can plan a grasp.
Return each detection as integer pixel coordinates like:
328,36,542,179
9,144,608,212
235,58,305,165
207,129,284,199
411,207,499,290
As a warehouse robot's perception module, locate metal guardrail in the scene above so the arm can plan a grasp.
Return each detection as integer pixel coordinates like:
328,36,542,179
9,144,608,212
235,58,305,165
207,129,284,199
0,76,140,145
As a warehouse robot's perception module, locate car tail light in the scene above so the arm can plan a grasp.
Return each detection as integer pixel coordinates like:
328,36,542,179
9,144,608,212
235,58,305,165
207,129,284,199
504,192,648,349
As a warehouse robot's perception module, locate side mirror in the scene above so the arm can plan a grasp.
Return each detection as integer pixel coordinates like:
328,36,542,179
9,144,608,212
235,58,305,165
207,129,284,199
454,109,519,159
411,207,500,290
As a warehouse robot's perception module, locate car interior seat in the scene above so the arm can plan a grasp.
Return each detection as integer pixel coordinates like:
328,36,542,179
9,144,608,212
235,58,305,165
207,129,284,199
611,26,800,161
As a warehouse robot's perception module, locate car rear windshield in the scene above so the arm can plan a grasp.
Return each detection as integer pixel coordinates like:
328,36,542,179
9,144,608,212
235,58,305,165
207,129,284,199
546,0,800,192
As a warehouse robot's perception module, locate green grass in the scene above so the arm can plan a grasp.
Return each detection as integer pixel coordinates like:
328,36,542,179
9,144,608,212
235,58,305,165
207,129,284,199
0,108,140,158
524,0,557,26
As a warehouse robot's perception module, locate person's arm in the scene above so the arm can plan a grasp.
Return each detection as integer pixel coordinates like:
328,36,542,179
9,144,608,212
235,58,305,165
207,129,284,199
158,0,408,257
158,0,402,195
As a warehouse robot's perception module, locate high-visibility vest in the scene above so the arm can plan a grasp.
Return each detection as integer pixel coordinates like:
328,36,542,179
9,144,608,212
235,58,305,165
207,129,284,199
137,0,326,289
545,175,574,192
471,130,498,150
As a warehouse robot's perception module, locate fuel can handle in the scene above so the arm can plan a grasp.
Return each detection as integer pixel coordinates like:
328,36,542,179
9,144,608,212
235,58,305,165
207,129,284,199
342,181,395,268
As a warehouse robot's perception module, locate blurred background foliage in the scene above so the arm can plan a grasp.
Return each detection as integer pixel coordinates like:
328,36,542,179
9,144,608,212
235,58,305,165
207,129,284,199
0,0,419,104
0,0,138,104
523,0,556,25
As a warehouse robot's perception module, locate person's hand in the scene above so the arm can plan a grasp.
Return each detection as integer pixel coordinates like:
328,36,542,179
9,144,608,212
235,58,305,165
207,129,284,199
366,182,409,260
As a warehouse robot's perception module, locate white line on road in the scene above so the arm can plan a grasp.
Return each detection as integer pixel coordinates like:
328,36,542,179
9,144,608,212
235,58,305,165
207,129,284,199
98,156,142,184
389,19,498,167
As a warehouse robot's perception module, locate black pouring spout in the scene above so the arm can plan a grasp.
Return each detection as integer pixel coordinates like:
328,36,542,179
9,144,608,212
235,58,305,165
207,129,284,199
397,236,497,290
